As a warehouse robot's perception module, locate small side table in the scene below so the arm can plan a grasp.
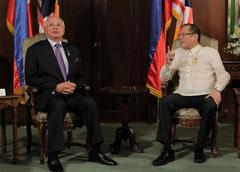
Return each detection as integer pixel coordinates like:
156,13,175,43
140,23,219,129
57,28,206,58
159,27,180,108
0,95,19,163
233,88,240,158
100,86,149,154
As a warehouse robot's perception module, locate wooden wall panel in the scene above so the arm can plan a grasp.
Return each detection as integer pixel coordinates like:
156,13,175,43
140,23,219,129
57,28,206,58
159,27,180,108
192,0,228,57
192,0,239,122
91,0,150,121
62,0,93,84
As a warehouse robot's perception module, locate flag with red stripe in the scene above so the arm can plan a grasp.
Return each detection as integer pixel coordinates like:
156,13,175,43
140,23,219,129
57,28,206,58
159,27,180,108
183,0,193,24
6,0,33,103
146,0,193,98
6,0,15,34
146,0,172,97
172,0,193,41
165,0,173,33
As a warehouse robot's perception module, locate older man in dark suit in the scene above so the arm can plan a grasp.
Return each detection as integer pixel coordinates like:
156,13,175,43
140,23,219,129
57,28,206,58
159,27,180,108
25,15,117,172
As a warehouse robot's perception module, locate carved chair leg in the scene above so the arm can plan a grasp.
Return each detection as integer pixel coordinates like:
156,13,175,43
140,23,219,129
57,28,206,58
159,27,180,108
25,103,32,153
171,123,177,144
38,123,46,164
211,119,218,158
67,130,73,148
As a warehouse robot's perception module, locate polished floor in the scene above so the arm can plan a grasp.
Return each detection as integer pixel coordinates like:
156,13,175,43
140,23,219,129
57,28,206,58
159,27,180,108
0,123,239,172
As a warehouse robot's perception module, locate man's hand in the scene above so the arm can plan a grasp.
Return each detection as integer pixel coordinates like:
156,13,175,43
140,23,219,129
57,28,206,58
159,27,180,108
55,81,76,95
205,89,221,107
166,46,175,66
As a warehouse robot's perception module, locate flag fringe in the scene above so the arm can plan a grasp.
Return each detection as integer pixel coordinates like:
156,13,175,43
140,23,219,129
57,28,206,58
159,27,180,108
172,9,183,41
165,17,172,33
146,84,162,98
6,20,14,35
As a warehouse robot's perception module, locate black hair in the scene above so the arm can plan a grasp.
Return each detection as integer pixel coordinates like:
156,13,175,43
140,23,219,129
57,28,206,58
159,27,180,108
181,23,201,42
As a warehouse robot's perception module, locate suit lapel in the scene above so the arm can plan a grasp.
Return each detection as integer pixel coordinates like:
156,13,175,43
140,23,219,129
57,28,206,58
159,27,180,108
62,43,73,77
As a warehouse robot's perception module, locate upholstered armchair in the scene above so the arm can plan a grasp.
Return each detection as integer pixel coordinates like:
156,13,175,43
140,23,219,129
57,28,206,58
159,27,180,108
167,35,219,158
23,33,89,164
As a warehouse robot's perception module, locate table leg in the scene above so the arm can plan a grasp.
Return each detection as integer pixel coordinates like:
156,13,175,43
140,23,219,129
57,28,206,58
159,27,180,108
12,107,18,163
109,94,144,154
1,110,7,153
128,125,144,153
110,126,123,154
110,122,144,154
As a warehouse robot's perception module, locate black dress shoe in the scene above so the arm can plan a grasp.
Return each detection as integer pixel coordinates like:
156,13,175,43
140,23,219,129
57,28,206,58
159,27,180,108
88,149,118,166
152,150,175,166
194,148,206,163
47,158,64,172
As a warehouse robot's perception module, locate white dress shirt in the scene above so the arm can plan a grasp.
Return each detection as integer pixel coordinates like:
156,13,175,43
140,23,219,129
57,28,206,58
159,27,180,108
160,44,230,96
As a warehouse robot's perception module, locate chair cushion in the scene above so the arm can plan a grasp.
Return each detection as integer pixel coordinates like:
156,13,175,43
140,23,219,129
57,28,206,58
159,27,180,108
174,108,201,128
174,108,200,117
35,112,78,123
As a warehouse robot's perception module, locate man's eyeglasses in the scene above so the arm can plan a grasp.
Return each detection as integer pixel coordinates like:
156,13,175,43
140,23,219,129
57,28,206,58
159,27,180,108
179,32,193,37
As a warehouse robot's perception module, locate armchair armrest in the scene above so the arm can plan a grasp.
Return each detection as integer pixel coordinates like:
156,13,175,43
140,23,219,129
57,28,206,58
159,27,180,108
161,84,168,97
78,83,91,96
26,86,38,107
26,86,38,119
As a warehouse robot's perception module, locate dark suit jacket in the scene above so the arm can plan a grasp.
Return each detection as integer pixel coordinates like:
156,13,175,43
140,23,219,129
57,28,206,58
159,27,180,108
25,39,85,110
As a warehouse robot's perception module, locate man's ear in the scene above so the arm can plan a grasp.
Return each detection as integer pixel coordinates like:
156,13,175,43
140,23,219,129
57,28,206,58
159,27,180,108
194,34,198,40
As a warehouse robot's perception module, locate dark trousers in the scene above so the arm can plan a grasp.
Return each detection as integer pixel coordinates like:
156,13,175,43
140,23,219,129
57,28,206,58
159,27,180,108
35,94,103,153
156,93,217,148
